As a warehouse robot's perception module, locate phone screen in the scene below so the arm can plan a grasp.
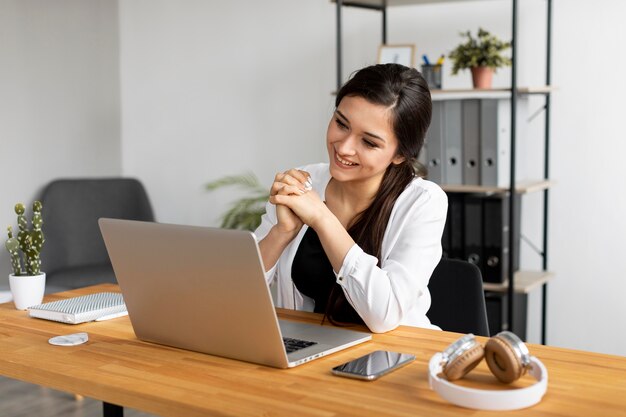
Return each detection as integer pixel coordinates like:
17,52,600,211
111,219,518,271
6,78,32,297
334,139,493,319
331,350,415,380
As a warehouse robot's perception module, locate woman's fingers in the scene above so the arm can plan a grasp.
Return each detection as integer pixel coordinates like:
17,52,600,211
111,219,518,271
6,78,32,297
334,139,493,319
281,169,312,188
271,192,307,207
271,169,312,195
271,182,305,196
287,169,312,190
277,184,306,196
270,193,290,206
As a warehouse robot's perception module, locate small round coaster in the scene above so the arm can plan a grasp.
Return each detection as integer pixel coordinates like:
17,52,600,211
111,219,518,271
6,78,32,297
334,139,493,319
48,332,89,346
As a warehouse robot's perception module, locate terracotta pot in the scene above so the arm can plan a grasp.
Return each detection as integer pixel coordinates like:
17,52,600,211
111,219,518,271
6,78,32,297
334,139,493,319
471,66,494,89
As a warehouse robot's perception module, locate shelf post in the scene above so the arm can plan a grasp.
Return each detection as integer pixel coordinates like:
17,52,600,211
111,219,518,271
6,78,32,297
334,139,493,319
336,0,343,91
508,0,519,337
382,1,387,44
541,0,553,346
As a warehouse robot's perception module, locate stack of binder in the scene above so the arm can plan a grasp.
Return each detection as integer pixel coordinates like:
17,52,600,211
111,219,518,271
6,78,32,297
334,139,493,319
425,98,528,187
441,193,521,283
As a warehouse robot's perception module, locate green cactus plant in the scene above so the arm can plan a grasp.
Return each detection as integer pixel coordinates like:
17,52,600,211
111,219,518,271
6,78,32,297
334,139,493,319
4,201,45,276
5,227,21,276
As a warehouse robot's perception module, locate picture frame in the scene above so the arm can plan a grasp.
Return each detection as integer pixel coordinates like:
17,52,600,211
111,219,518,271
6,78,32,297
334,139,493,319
377,44,416,68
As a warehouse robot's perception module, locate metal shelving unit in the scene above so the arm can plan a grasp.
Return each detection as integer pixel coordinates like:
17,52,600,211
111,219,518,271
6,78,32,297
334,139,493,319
334,0,553,344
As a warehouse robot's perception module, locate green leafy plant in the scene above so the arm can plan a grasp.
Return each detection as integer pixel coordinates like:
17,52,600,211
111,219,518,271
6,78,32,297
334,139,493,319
205,173,269,231
5,201,45,276
448,28,512,75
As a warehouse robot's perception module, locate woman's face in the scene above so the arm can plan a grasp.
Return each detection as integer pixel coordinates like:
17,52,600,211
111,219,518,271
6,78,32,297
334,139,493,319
326,95,404,187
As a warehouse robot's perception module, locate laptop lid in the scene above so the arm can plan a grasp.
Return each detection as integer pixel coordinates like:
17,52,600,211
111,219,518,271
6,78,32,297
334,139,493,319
98,218,370,368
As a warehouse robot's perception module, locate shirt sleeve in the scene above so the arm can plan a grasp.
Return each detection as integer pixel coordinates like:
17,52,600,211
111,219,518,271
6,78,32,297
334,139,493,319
335,185,448,333
253,200,279,285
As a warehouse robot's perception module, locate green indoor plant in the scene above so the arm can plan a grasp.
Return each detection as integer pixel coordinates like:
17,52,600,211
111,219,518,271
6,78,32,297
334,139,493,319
5,201,46,310
448,28,511,89
205,173,268,231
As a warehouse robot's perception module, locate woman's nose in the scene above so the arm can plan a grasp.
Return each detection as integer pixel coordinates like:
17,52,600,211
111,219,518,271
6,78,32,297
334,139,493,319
335,135,357,155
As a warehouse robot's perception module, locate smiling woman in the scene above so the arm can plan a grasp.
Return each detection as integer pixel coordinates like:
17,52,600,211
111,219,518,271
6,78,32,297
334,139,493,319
255,64,448,333
327,96,405,186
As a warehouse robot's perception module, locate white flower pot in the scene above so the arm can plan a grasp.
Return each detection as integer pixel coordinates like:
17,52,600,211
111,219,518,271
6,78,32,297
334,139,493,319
9,272,46,310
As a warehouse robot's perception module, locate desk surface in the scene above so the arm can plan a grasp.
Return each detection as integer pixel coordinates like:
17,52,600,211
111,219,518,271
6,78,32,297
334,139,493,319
1,284,625,417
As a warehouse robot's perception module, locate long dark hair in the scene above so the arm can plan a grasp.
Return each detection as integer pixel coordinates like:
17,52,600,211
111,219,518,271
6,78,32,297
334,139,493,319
324,63,432,325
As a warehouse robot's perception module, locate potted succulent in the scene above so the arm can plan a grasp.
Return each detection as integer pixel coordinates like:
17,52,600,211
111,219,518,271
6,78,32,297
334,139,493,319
448,28,512,89
5,201,46,310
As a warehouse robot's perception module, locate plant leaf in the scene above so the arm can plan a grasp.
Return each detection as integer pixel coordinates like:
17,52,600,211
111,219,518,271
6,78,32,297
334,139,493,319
205,172,269,231
205,172,264,192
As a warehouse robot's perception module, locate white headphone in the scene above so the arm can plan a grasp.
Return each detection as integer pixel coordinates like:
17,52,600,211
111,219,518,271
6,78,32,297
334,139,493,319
428,331,548,411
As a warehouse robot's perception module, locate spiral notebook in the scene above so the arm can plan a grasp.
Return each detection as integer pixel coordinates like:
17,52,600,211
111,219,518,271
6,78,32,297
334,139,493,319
28,292,127,324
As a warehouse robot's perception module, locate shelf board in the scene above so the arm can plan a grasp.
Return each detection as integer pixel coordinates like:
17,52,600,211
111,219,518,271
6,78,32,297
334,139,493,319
334,0,500,7
518,86,557,95
331,86,556,98
431,86,556,101
483,270,554,294
441,179,553,195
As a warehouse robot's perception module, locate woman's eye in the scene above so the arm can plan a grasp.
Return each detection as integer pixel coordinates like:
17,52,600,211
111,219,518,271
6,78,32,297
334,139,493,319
335,118,348,129
363,139,378,148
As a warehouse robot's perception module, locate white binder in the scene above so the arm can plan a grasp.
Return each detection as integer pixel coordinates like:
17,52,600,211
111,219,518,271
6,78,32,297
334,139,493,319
444,100,463,185
426,101,445,184
462,100,481,185
479,98,529,187
480,99,501,187
28,292,127,324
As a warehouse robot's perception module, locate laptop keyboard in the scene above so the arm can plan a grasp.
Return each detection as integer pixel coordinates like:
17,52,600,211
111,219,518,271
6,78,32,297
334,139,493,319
283,337,317,354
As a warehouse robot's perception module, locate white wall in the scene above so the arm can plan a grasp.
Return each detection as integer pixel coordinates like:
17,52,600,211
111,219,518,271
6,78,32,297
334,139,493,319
0,0,122,283
118,0,334,227
2,0,625,356
548,1,626,356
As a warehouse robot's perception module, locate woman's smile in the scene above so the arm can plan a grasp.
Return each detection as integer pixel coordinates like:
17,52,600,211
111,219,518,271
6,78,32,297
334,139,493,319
334,151,358,168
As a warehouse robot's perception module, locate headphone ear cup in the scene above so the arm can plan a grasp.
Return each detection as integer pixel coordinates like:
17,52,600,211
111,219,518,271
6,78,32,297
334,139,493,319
443,343,484,381
484,336,525,383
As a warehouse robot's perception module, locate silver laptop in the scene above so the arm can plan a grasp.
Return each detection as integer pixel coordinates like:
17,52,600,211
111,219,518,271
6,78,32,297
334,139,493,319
98,218,371,368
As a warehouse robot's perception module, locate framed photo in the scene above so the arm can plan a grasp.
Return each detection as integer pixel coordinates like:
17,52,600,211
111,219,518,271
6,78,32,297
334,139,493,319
378,44,416,68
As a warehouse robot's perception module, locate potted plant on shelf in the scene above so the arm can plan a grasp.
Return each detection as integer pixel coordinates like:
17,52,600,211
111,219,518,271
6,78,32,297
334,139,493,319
5,201,46,310
448,28,511,89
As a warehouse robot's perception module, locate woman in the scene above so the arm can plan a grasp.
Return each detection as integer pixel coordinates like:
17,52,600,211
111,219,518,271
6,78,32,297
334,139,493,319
255,63,447,333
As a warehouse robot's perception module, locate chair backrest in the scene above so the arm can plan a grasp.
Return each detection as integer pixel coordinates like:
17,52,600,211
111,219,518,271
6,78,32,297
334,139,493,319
427,258,490,336
39,178,154,274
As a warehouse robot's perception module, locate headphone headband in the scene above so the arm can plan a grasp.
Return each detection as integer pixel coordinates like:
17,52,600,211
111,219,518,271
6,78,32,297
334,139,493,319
428,332,548,411
429,353,547,410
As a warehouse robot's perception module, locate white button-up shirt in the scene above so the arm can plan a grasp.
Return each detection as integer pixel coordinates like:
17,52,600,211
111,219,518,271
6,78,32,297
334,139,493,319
255,163,448,333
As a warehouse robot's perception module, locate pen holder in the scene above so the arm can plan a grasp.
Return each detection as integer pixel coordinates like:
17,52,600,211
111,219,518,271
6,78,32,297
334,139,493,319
421,64,442,90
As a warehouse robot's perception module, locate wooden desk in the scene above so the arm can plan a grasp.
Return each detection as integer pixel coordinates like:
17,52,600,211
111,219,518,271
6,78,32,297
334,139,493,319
1,284,625,417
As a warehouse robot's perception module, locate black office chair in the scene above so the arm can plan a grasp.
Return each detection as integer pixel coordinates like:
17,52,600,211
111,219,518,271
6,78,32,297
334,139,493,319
427,258,490,336
39,178,154,294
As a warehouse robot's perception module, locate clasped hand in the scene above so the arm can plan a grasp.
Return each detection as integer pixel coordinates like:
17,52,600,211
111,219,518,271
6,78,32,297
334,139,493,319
270,169,327,234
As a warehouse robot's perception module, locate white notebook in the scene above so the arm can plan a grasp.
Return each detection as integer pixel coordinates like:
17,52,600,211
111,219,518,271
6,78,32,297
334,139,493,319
28,292,127,324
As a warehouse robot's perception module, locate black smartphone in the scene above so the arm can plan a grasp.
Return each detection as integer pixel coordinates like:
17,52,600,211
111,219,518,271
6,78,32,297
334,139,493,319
331,350,415,381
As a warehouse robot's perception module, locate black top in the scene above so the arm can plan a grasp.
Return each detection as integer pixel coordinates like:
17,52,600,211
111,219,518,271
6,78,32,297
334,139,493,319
291,227,362,324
